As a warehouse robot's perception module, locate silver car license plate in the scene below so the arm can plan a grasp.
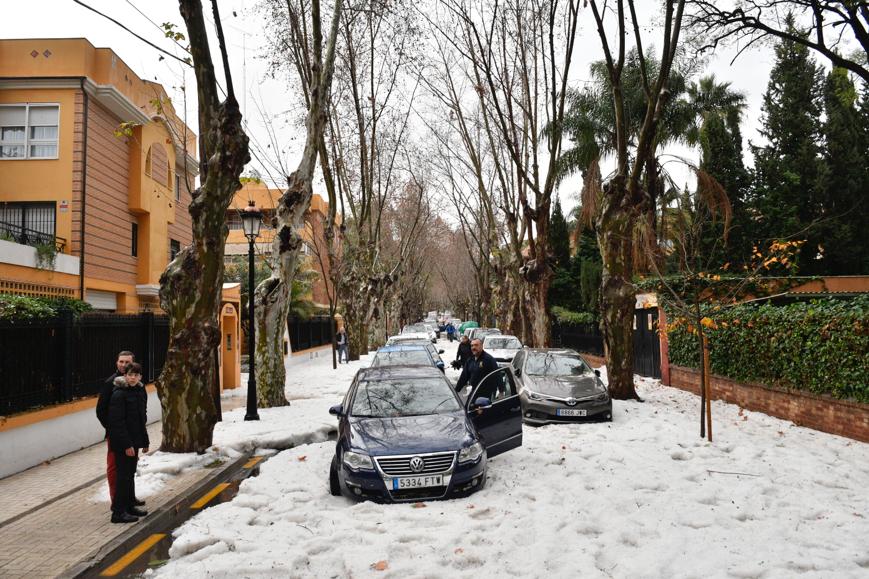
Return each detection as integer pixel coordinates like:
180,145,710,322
391,475,443,490
557,408,587,417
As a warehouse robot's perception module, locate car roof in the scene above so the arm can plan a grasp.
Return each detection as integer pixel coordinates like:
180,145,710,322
377,344,430,352
484,334,520,341
524,348,582,356
356,365,446,380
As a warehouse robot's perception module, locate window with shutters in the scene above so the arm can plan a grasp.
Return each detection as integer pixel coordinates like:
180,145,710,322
0,104,59,159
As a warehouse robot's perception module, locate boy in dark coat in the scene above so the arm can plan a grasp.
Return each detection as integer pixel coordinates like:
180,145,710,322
107,362,150,523
96,350,135,503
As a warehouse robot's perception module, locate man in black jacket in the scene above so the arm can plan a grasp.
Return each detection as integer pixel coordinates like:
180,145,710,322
96,350,134,504
455,338,499,393
107,362,150,523
453,335,473,369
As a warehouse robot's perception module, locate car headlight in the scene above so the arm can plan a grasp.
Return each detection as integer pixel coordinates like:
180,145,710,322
526,390,545,401
458,442,484,464
343,450,374,471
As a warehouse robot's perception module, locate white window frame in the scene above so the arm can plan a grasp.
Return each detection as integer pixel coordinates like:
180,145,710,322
0,103,60,160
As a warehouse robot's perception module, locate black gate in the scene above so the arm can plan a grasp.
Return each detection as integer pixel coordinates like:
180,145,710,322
633,308,661,379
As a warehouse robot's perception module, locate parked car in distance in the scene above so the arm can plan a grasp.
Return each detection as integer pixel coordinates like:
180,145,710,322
511,349,612,424
481,334,523,365
403,323,436,343
385,337,446,368
328,365,523,502
424,323,440,340
467,327,500,342
371,344,445,372
458,321,478,335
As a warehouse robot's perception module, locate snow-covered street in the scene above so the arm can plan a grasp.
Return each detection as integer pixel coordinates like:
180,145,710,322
153,341,869,578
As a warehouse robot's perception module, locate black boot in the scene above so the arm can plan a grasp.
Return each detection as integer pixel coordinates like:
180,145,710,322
127,506,148,517
111,512,139,524
133,498,146,506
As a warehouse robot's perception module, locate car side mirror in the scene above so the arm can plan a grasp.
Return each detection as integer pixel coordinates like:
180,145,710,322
594,369,601,377
514,368,521,377
473,397,492,409
438,349,445,354
329,404,344,417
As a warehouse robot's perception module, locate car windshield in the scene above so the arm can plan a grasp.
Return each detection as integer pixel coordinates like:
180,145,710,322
351,378,461,417
371,349,432,367
485,337,521,349
525,353,592,377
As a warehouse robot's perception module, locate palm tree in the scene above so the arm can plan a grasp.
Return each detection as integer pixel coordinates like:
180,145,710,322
557,48,695,252
685,75,747,146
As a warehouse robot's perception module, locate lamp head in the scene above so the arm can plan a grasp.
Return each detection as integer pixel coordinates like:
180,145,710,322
241,200,263,240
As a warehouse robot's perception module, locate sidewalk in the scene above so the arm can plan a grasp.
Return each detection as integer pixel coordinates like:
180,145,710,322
0,397,246,579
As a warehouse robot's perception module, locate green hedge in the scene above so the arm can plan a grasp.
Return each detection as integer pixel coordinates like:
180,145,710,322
551,306,596,326
0,295,92,321
665,297,869,403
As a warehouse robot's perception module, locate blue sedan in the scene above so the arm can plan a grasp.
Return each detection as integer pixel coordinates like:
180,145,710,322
328,365,523,502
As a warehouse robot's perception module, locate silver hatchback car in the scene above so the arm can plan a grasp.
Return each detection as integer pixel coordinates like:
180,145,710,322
511,348,612,425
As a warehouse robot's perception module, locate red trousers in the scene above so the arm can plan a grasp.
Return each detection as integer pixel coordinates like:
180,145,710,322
106,439,117,501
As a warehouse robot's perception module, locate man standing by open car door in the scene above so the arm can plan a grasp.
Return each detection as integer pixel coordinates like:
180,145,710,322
455,338,499,394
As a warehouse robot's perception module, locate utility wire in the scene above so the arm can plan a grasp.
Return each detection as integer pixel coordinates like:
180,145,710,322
71,0,192,67
124,0,192,56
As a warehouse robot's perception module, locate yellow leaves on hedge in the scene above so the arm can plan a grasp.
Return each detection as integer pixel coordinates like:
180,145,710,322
700,317,718,329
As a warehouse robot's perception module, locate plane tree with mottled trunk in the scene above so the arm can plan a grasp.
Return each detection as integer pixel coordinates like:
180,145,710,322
316,0,425,359
435,0,581,347
157,0,250,452
582,0,687,400
252,0,343,408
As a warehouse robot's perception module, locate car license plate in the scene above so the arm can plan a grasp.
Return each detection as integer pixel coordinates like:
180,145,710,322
392,475,443,490
557,408,587,417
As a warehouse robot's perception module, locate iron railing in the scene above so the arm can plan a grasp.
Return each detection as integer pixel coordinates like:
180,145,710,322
0,312,169,415
287,315,334,352
0,219,66,252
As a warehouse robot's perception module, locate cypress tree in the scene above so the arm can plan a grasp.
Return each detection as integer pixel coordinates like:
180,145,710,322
699,111,751,269
751,16,825,274
820,68,869,274
550,199,571,269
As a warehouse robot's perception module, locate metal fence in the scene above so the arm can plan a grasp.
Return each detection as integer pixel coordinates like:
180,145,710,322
550,309,662,379
0,312,169,416
551,322,605,356
287,315,334,352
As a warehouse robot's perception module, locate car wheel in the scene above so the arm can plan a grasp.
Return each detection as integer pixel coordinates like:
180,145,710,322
329,455,341,496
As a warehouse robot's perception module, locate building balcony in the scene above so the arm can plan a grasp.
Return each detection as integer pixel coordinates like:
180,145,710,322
0,220,66,252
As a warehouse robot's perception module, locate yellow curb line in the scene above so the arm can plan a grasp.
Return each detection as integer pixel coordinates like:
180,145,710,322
190,483,230,509
243,456,265,469
99,533,166,576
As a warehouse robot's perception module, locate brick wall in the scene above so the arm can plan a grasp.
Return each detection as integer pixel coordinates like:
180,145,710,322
579,352,869,443
668,365,869,443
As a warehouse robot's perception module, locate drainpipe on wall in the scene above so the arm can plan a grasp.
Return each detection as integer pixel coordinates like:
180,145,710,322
79,78,89,301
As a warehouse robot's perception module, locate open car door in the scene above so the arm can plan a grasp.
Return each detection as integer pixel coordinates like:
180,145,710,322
466,367,522,458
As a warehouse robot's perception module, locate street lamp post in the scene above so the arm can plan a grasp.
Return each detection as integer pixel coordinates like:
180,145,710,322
241,200,263,421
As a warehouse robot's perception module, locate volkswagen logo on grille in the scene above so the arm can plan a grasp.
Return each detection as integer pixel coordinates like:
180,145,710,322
409,456,425,473
566,397,578,406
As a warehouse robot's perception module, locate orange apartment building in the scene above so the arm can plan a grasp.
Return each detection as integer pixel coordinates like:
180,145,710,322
226,181,335,307
0,38,199,312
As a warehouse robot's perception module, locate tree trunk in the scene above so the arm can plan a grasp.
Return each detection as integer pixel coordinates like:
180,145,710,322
525,278,551,347
597,180,640,401
253,0,343,407
253,275,291,408
157,0,250,452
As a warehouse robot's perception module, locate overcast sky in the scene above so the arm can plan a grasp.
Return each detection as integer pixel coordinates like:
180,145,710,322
2,0,785,216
